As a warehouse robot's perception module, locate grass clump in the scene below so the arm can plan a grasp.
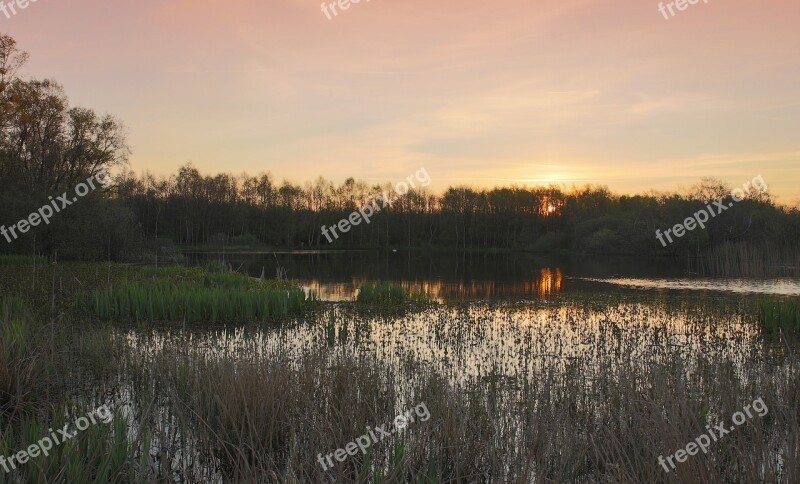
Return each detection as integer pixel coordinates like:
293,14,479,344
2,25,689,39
356,282,409,305
0,408,149,484
0,255,47,266
0,297,48,422
93,268,314,323
0,295,152,482
758,297,800,333
204,259,232,273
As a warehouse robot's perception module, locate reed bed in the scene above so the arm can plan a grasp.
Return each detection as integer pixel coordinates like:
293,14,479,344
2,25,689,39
109,299,799,483
94,281,310,322
0,298,145,483
1,262,798,482
0,407,146,484
0,297,47,422
0,255,47,266
356,282,408,305
758,297,800,333
697,241,800,277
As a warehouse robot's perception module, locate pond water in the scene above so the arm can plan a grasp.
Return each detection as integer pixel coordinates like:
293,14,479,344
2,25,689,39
186,250,800,301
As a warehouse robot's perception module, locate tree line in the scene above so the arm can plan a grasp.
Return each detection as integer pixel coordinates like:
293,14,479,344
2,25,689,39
1,34,798,262
114,167,799,255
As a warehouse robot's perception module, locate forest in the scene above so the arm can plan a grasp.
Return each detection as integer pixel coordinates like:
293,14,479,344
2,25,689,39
1,34,798,264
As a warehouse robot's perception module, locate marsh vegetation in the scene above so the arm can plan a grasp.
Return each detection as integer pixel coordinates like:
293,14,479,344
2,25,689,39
0,257,798,482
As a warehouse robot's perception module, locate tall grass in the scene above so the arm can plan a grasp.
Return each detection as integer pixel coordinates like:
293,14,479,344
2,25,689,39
2,262,798,482
0,409,148,484
93,269,313,322
758,297,800,333
356,282,407,305
0,255,47,266
115,303,799,483
0,292,160,482
0,297,46,421
698,241,800,277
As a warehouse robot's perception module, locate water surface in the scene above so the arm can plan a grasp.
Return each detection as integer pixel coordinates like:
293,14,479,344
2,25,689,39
187,250,800,300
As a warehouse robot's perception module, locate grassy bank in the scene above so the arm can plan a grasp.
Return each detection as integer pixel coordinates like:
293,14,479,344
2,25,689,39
0,261,315,324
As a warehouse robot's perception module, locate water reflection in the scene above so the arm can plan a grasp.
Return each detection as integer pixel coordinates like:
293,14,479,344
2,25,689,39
121,298,762,388
302,267,564,302
187,250,800,301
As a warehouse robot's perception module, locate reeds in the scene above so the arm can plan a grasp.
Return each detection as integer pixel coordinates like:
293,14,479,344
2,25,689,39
115,305,799,483
758,296,800,333
1,261,798,482
356,282,408,305
93,270,313,322
0,297,44,421
0,255,47,266
697,241,800,277
0,409,148,484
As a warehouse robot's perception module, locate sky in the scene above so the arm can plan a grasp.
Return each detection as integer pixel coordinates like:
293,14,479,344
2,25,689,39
3,0,800,201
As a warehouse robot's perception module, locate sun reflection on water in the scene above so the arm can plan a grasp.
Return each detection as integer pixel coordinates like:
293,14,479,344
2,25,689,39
300,267,564,302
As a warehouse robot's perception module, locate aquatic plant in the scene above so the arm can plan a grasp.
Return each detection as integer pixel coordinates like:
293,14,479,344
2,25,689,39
0,255,47,267
0,408,149,483
356,282,407,305
758,296,800,333
0,298,45,421
93,272,313,323
698,241,800,277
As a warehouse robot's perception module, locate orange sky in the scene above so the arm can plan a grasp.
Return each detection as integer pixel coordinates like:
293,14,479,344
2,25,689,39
4,0,800,201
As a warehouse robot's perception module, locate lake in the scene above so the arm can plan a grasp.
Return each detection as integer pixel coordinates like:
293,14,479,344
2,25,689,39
186,249,800,301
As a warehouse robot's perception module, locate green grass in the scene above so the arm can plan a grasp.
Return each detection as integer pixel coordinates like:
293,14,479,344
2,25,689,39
1,297,42,421
758,297,800,333
356,282,409,305
0,255,47,266
0,296,26,320
0,408,148,484
93,268,314,322
204,259,232,273
0,291,151,482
